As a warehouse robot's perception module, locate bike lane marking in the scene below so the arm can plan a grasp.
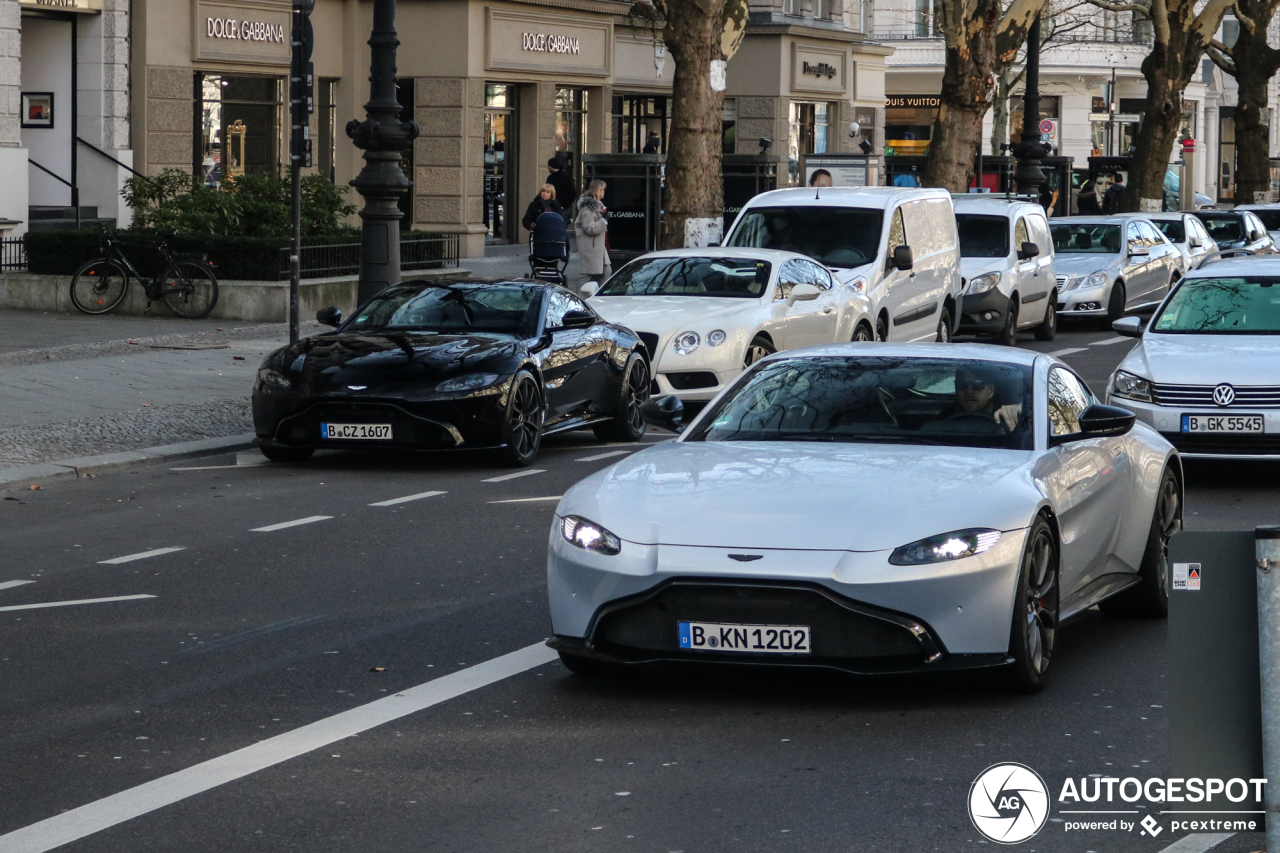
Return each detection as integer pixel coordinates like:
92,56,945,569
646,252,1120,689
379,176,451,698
368,490,447,507
250,516,333,533
98,547,186,565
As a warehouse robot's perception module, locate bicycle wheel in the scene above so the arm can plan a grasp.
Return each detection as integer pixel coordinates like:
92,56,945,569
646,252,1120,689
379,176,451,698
160,261,219,319
70,259,129,314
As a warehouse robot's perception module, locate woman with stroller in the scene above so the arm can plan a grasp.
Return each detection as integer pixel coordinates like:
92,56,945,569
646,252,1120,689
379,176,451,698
521,184,563,231
574,180,611,289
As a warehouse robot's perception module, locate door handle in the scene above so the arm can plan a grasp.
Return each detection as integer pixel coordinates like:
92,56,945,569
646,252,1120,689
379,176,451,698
823,307,834,314
908,272,917,278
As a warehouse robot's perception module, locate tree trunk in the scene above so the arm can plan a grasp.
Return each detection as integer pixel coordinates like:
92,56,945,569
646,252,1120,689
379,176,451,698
1124,56,1183,211
1228,22,1280,204
660,0,727,249
924,18,999,191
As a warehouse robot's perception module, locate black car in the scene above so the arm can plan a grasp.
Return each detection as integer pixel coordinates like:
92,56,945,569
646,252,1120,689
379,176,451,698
1191,209,1276,254
252,279,651,466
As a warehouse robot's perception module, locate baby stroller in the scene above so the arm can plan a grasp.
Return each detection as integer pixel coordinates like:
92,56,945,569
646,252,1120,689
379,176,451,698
528,210,570,285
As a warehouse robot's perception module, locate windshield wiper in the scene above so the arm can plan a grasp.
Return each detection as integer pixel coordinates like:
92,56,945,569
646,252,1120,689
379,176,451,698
833,434,945,446
719,432,835,442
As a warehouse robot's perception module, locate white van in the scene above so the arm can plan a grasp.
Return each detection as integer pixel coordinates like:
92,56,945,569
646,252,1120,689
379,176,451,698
952,196,1057,344
723,187,963,342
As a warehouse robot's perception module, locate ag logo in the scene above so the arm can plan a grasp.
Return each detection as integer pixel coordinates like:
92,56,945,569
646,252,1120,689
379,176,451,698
968,763,1050,844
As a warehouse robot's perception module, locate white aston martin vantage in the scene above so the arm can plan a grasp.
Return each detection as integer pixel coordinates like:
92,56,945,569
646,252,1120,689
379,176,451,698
546,345,1181,692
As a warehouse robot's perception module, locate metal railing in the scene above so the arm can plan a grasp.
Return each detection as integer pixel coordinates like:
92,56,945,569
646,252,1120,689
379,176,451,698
1,238,27,272
277,233,460,279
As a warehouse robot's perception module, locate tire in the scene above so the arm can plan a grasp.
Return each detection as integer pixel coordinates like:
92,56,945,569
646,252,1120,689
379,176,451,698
558,651,620,677
259,444,314,463
161,261,219,319
743,334,776,367
491,371,543,467
1100,468,1179,618
1033,298,1057,341
1105,280,1126,323
934,307,953,343
994,298,1019,346
593,352,649,442
876,315,889,342
1002,517,1059,693
70,259,129,315
853,322,874,343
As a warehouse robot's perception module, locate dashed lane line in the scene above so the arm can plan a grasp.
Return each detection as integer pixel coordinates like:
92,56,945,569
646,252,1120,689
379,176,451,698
0,642,558,853
576,450,632,462
250,516,333,533
1155,833,1235,853
488,496,563,504
0,580,34,591
98,547,186,565
368,490,447,507
481,469,546,483
1046,347,1088,358
1091,336,1131,346
0,594,156,613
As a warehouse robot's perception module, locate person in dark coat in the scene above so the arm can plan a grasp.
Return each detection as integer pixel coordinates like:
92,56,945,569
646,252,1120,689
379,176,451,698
1103,172,1127,214
545,158,576,222
521,184,564,231
1077,178,1101,214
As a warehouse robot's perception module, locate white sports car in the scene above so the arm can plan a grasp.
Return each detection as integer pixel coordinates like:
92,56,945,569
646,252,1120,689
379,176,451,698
582,248,872,402
547,345,1181,691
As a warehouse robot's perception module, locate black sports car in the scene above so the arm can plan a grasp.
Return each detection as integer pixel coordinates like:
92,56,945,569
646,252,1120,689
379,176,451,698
252,278,651,466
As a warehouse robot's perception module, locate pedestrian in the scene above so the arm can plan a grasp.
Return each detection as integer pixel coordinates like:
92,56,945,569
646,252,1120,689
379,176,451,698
545,158,576,223
642,132,661,154
1077,178,1101,214
521,184,564,231
1039,181,1060,217
574,179,611,289
893,166,920,187
1103,172,1126,214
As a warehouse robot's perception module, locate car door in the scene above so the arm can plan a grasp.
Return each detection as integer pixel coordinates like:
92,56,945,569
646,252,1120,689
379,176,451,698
879,205,916,341
540,289,607,418
1246,212,1275,254
1038,368,1134,594
1137,221,1172,300
777,258,840,348
1011,215,1037,305
1189,216,1215,266
895,201,943,340
1121,221,1155,306
1024,212,1055,318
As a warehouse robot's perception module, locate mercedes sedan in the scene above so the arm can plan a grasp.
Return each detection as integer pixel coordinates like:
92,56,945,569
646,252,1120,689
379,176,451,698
547,345,1181,692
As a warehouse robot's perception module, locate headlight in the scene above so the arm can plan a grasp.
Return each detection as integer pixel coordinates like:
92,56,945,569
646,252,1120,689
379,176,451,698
257,368,292,390
966,271,1001,295
561,515,621,555
436,373,500,393
707,329,727,347
673,331,701,355
1084,270,1109,289
846,276,869,294
1111,370,1152,402
889,528,1003,566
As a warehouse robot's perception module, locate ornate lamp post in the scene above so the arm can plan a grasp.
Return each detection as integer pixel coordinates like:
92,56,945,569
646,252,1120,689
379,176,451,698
1011,13,1047,201
346,0,419,306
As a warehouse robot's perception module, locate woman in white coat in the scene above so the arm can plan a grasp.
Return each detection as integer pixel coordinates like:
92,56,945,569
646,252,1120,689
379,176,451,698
574,180,611,288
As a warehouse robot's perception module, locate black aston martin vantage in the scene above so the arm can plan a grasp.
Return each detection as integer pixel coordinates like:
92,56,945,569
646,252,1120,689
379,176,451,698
251,278,651,466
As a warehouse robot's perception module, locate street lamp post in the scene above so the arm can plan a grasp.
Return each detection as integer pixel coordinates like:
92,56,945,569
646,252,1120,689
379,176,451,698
346,0,419,307
1012,13,1047,202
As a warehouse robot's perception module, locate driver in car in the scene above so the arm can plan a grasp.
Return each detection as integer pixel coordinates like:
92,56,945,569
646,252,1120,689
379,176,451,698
944,367,1022,430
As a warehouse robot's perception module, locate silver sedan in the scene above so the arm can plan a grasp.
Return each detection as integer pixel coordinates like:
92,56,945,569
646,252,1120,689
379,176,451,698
1050,216,1185,323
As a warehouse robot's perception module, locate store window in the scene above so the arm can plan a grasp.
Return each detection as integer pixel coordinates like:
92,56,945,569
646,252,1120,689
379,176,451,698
885,96,937,156
555,88,587,197
612,95,668,154
788,101,831,185
485,83,517,241
194,73,285,186
317,80,337,183
722,98,737,154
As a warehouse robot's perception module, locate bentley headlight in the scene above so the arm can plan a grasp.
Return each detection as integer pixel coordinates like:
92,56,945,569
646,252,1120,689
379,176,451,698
1111,370,1152,402
257,368,292,390
1085,270,1109,289
889,528,1003,566
436,373,500,393
966,271,1001,295
673,331,701,355
707,329,727,347
561,515,622,555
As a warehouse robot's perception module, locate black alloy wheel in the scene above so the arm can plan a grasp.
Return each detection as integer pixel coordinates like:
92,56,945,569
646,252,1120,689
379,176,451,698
1033,299,1057,341
1100,468,1180,618
853,323,874,343
995,299,1019,346
259,444,315,463
1004,518,1059,693
935,307,953,343
493,371,543,467
594,352,650,442
744,334,776,367
1105,281,1127,324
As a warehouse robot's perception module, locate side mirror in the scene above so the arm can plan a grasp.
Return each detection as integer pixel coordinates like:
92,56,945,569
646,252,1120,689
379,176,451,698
579,281,600,299
892,245,914,271
639,395,684,433
1129,245,1150,257
786,282,822,306
557,310,595,330
1189,237,1202,248
1050,404,1137,445
1112,316,1143,337
316,306,342,327
707,242,721,248
1017,241,1040,260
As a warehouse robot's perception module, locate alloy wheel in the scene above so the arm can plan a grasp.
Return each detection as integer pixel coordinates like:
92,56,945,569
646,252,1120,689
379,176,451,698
508,379,541,457
1154,475,1181,595
624,360,649,433
744,341,774,366
1023,530,1058,675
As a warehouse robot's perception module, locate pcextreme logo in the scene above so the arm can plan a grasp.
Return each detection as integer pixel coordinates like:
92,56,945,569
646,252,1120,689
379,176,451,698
968,763,1051,844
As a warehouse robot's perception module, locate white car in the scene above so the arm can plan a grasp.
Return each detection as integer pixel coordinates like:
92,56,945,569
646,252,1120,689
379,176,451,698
582,248,871,402
1050,216,1185,322
547,345,1181,692
1107,257,1280,459
953,196,1057,344
1144,212,1218,270
723,187,963,342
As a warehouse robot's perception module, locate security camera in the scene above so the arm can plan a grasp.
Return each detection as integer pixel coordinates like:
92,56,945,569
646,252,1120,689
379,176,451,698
859,139,874,155
758,137,772,151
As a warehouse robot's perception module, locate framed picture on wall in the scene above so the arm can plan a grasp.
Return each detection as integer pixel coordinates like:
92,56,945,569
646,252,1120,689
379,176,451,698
21,93,54,128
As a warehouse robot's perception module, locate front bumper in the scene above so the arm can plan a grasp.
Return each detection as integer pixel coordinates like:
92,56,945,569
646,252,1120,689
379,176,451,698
1056,283,1109,316
651,367,741,402
1106,394,1280,458
957,288,1009,334
547,528,1028,669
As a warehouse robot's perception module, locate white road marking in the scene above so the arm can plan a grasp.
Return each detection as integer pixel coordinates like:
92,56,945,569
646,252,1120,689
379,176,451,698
1155,834,1235,853
0,580,34,591
1046,347,1087,358
488,496,563,504
1091,336,1130,346
481,469,546,483
98,547,186,565
0,595,156,613
0,642,558,853
250,516,333,533
576,450,632,462
368,490,446,507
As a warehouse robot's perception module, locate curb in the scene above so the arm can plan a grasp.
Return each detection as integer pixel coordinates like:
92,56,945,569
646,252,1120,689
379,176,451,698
0,433,258,490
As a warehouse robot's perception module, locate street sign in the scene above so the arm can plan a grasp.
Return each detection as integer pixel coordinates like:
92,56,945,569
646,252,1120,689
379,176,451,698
1114,113,1141,123
1039,118,1059,147
1089,112,1111,122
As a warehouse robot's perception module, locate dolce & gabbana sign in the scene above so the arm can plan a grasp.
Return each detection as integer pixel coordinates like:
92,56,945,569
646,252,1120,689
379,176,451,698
487,9,610,77
193,0,291,65
522,32,581,55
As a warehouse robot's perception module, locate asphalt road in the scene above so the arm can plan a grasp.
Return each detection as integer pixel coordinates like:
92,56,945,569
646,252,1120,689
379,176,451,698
1,320,1272,853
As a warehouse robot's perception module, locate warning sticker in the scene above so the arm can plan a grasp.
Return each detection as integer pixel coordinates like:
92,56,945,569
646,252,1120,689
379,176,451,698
1173,562,1202,591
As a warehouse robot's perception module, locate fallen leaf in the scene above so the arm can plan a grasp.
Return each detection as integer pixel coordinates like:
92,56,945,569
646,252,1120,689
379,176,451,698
369,666,386,673
128,339,138,345
142,403,152,407
28,484,41,490
233,356,245,361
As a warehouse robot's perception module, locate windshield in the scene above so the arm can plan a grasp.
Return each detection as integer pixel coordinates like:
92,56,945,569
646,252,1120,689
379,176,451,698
599,256,770,298
1050,223,1122,254
1152,277,1280,334
689,356,1035,450
726,206,884,268
1250,210,1280,231
1197,214,1244,242
345,283,542,334
1153,219,1185,242
955,214,1010,258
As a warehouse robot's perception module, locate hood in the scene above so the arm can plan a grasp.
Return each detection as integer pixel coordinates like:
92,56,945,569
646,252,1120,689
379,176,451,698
831,263,876,284
559,441,1039,552
590,295,757,336
1053,253,1118,275
960,258,1007,281
1122,334,1280,386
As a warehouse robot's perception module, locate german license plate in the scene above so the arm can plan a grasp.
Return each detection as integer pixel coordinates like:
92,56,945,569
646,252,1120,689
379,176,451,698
321,422,393,440
678,621,811,654
1181,414,1264,433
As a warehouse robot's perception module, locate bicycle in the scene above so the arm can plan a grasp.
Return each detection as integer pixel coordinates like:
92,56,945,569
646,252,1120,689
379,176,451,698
70,234,219,319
